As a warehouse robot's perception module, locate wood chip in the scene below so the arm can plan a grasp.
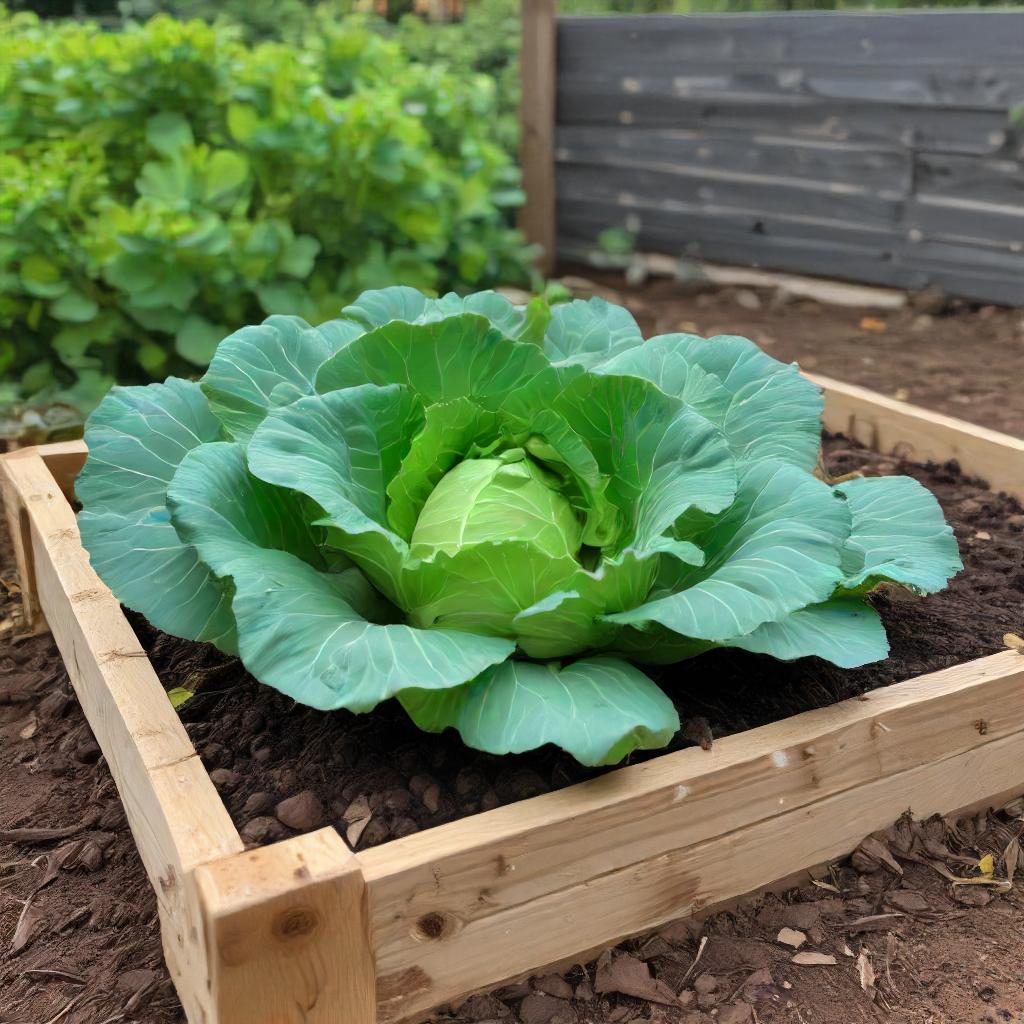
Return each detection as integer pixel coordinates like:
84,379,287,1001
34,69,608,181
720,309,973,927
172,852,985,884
22,969,86,986
791,952,837,966
856,950,876,996
1003,837,1020,885
594,953,678,1006
1004,633,1024,654
844,913,906,933
776,927,806,949
345,815,371,848
11,898,45,954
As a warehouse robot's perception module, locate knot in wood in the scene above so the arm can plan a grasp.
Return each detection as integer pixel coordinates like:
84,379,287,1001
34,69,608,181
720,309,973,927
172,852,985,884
412,911,458,942
273,905,320,941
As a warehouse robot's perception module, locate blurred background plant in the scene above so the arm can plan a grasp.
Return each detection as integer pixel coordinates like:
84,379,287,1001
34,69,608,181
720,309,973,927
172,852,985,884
0,3,530,438
3,0,1020,440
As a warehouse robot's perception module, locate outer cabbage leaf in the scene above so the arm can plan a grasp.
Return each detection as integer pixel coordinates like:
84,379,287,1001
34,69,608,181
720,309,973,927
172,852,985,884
340,286,538,340
200,315,363,443
543,297,644,369
315,313,565,419
76,378,235,650
221,548,515,712
835,475,962,594
599,333,823,470
723,595,889,667
400,656,679,766
553,373,736,551
166,441,326,570
247,384,422,599
605,460,850,641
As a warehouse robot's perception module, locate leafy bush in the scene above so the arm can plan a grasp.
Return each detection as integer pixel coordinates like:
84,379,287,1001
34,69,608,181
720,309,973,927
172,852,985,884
0,10,529,435
77,290,961,765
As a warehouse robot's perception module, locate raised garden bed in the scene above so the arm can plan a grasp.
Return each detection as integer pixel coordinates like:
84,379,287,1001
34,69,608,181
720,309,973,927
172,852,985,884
2,374,1024,1024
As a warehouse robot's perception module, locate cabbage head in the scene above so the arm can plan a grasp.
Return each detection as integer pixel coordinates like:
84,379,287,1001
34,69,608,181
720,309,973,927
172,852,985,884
77,289,962,766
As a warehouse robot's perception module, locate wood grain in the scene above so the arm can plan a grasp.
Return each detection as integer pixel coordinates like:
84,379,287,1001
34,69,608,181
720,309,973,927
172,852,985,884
196,829,375,1024
0,450,242,1024
519,0,556,274
364,720,1024,1021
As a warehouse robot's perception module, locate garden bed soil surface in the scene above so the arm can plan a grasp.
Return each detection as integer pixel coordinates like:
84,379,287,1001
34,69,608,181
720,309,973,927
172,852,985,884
2,437,1023,1024
564,266,1024,439
130,435,1024,853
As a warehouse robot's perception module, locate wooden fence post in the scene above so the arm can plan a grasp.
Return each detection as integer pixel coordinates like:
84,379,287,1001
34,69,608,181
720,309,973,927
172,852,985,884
519,0,557,276
196,829,376,1024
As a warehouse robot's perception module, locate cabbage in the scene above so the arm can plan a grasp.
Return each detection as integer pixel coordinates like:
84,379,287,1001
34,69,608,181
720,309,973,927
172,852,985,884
76,289,962,765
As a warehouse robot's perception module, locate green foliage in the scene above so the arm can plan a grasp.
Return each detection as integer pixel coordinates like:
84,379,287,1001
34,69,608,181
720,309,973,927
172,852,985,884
78,288,961,765
0,8,530,435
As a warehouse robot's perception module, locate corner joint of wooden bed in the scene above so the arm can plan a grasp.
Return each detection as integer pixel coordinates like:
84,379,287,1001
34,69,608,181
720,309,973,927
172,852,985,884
195,828,376,1024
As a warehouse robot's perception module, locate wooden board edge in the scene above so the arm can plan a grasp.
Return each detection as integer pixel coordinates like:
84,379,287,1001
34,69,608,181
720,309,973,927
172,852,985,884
0,451,43,631
370,725,1024,1021
811,372,1024,500
195,828,375,1024
2,449,244,1024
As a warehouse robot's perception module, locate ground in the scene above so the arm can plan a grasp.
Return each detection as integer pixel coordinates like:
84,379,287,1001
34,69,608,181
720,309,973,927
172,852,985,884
2,275,1023,1024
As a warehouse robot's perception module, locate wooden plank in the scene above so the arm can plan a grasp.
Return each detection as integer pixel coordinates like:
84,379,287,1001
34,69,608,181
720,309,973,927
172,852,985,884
363,653,1024,1021
558,65,1024,113
557,162,902,229
557,82,1013,156
556,13,1024,71
0,450,243,1024
556,125,911,193
558,200,1024,305
38,438,87,502
196,829,375,1024
557,204,923,292
813,374,1024,500
906,196,1024,249
1,453,41,630
916,152,1024,209
519,0,556,274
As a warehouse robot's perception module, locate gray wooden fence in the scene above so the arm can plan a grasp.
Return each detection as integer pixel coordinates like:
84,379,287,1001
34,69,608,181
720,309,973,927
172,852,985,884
544,10,1024,304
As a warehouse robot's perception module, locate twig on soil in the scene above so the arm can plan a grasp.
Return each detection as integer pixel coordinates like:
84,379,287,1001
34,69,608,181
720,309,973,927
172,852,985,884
22,969,86,986
0,822,90,845
677,935,708,987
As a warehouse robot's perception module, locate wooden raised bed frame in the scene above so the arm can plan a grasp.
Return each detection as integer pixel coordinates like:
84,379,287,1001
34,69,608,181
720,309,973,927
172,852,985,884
3,374,1024,1024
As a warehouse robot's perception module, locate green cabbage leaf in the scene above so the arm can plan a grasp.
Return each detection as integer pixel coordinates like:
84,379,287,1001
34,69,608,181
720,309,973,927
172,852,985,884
78,288,962,765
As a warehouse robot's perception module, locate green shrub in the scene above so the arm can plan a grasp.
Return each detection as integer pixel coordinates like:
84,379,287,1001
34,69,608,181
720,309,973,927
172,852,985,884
0,9,530,436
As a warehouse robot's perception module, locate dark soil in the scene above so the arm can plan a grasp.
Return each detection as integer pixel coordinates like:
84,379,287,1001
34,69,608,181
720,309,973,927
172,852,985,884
565,267,1024,440
2,424,1022,1024
126,435,1024,855
0,527,184,1022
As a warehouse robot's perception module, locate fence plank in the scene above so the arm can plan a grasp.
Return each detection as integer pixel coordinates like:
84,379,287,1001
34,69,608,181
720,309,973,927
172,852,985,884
519,0,556,274
550,10,1024,303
